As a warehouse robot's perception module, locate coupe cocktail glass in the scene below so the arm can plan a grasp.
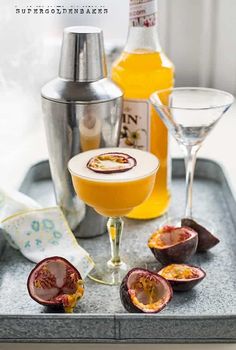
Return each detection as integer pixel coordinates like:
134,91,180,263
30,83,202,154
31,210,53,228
68,147,159,285
150,87,234,224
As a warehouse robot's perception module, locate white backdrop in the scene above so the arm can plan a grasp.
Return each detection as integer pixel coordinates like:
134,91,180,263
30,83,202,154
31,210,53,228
0,0,236,187
1,0,236,92
158,0,236,94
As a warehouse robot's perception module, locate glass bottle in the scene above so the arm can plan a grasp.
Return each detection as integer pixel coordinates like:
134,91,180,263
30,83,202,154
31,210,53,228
111,0,174,219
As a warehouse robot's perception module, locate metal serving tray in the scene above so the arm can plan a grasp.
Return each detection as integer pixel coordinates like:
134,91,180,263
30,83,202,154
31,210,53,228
0,158,236,343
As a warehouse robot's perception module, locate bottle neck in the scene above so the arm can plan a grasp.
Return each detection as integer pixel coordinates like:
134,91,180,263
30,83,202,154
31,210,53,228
125,0,161,53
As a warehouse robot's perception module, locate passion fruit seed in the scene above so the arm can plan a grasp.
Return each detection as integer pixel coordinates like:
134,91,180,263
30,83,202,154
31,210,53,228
158,264,206,292
27,256,84,313
87,152,136,174
181,218,220,252
120,268,173,313
148,226,198,264
159,264,197,280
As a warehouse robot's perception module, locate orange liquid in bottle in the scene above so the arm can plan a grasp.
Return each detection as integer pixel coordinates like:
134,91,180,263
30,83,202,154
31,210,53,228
111,50,174,219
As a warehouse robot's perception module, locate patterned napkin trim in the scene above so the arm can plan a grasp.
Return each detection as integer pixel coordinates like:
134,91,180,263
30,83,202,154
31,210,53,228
0,206,95,270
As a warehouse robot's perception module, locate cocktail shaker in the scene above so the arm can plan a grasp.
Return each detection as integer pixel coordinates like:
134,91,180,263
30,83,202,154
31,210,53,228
41,26,123,238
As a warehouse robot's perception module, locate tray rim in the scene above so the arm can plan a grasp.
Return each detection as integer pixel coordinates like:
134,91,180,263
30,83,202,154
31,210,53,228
1,313,236,319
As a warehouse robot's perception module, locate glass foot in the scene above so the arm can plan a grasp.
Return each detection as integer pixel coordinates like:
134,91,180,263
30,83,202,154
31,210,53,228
88,260,129,286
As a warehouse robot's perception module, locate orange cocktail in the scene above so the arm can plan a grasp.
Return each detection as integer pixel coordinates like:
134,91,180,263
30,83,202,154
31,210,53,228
71,169,156,218
68,147,159,285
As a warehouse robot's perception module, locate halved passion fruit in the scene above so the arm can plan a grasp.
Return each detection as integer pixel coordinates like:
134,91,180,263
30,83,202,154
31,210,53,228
120,268,173,313
158,264,206,292
148,226,198,265
181,218,220,252
27,256,84,313
87,152,136,174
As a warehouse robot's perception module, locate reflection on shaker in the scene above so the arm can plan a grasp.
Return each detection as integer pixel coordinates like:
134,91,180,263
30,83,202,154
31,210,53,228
79,113,102,152
102,102,122,146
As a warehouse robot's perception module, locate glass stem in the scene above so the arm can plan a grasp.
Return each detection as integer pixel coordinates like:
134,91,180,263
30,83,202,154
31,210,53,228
107,217,124,267
183,145,200,218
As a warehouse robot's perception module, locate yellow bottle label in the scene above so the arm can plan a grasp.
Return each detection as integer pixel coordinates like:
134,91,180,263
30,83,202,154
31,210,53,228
119,99,150,151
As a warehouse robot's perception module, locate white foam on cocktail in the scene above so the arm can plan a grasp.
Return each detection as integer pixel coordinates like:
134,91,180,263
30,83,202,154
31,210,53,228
68,148,159,182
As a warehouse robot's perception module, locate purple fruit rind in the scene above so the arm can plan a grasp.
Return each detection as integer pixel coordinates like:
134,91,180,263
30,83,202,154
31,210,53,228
149,227,198,265
87,152,137,174
169,276,204,292
27,256,82,307
120,268,173,314
181,218,220,252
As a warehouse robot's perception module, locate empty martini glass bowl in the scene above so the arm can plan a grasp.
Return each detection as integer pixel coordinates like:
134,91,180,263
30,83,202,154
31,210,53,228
150,87,234,226
68,147,159,285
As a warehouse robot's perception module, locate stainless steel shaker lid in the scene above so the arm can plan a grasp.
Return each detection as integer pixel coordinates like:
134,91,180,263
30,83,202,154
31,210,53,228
59,26,107,82
41,25,123,104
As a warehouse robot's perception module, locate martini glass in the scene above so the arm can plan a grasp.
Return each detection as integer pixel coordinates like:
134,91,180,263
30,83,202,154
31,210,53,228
150,87,234,225
68,147,159,285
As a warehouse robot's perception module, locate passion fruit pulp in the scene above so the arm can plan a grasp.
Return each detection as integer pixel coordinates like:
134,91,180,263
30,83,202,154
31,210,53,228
158,264,206,292
148,226,198,265
120,268,173,313
27,256,84,313
181,218,220,252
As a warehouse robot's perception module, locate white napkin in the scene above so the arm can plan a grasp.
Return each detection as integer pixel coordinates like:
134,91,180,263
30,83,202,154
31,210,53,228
0,188,94,278
0,188,41,222
1,207,94,278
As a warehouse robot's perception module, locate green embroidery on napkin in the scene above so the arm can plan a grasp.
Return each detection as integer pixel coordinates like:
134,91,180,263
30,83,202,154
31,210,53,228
24,241,31,249
43,219,54,230
31,221,40,232
49,239,59,246
35,239,42,246
53,231,62,239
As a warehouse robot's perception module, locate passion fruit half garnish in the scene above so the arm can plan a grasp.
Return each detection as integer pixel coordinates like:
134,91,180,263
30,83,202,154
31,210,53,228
181,218,220,252
27,256,84,313
158,264,206,292
120,268,173,313
148,226,198,265
87,152,136,174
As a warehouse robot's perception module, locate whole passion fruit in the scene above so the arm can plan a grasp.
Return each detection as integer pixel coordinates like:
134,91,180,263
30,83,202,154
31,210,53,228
181,218,220,252
27,256,84,313
158,264,206,292
120,268,173,313
148,226,198,265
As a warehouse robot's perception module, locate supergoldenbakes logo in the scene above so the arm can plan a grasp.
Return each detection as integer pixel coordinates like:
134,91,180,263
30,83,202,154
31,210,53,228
15,5,109,15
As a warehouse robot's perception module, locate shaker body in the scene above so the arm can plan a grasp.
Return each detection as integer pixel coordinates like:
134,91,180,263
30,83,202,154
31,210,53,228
41,26,123,238
42,97,123,237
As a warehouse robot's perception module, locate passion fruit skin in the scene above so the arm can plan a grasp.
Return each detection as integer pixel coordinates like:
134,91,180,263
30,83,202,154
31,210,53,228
27,256,83,308
158,265,206,292
120,268,173,314
149,227,198,265
181,218,220,252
